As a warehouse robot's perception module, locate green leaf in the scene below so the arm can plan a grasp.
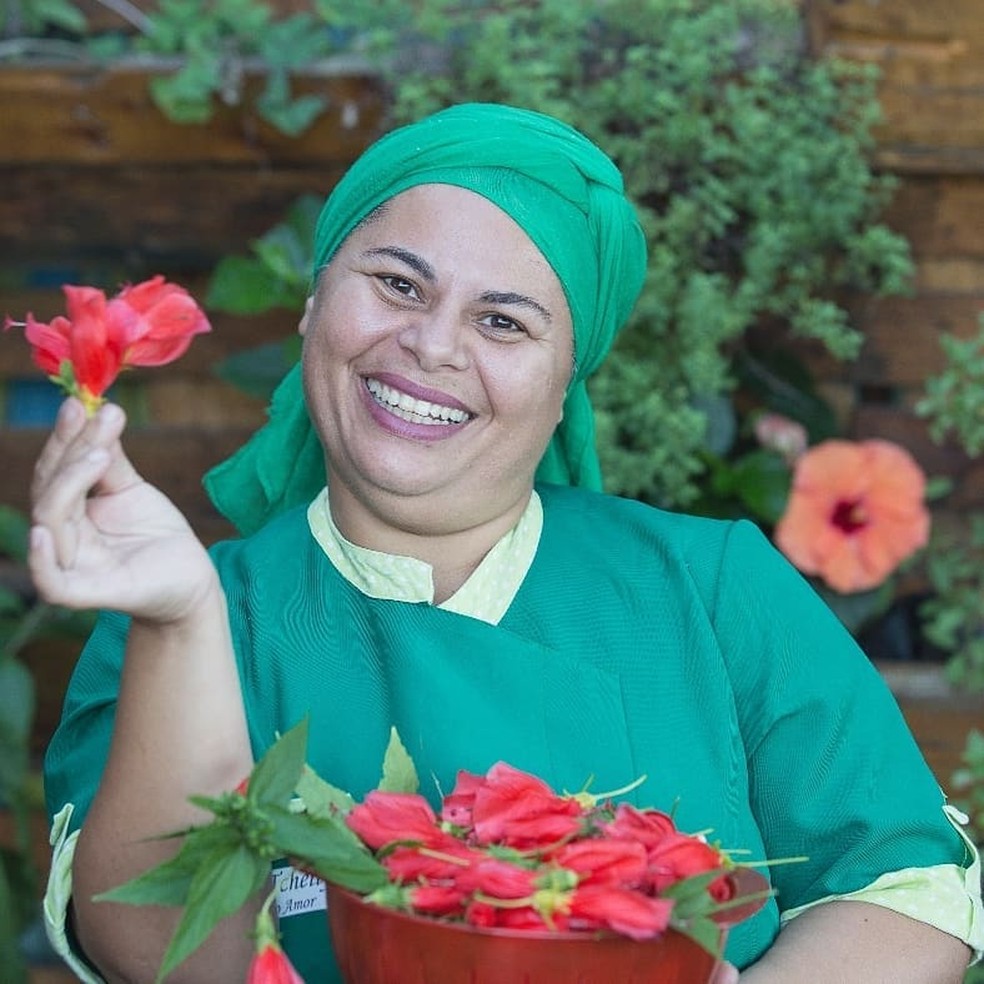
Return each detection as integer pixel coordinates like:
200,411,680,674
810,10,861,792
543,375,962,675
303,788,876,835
296,763,356,818
673,911,723,957
213,338,302,401
95,825,239,908
260,93,328,137
0,506,29,562
248,718,309,807
157,845,269,983
0,857,28,981
729,449,791,525
378,727,418,793
267,805,386,892
0,659,34,744
206,257,298,315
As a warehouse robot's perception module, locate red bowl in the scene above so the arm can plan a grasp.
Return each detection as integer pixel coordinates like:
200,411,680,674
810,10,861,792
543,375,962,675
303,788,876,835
326,869,769,984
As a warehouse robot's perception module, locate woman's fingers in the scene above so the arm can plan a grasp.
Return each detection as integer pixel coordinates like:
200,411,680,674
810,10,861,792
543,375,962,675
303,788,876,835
30,398,88,501
30,402,129,570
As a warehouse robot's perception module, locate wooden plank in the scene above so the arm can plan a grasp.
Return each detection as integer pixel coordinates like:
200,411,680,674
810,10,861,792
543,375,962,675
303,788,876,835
811,0,984,171
0,62,386,166
812,0,984,45
0,428,254,544
0,163,343,266
853,403,972,487
851,294,984,385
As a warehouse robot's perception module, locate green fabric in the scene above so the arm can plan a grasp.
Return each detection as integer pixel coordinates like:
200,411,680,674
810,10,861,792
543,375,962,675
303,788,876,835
204,103,647,536
44,486,968,982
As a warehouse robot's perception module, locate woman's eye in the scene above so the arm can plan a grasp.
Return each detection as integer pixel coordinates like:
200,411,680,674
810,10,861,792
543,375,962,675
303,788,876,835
380,275,419,299
481,313,524,336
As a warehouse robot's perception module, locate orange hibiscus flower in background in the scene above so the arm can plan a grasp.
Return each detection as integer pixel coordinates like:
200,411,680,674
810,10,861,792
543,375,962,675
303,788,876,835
774,439,930,594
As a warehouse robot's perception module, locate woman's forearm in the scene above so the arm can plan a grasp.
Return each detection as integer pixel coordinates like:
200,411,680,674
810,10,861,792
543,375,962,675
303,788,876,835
740,900,971,984
72,579,257,984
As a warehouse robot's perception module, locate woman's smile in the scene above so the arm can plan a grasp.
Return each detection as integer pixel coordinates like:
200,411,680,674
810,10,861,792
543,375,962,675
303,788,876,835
364,374,473,432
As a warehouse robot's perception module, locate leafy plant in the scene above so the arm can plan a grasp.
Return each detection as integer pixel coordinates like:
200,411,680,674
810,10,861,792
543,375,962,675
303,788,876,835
951,729,984,847
204,0,912,512
369,0,913,508
915,320,984,692
0,504,95,979
205,193,318,398
919,516,984,693
0,0,368,135
916,318,984,457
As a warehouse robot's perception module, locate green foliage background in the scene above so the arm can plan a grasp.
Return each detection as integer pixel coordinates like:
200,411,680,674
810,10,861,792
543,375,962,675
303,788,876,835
358,0,913,508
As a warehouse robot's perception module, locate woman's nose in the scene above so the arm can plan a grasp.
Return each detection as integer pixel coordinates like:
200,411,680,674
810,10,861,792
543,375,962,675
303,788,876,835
398,310,470,371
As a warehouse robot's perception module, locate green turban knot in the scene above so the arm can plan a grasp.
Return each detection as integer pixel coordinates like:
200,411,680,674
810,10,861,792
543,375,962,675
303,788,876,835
205,102,647,536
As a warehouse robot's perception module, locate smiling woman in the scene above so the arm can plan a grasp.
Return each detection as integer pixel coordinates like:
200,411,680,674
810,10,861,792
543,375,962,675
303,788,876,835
298,184,575,564
28,103,984,984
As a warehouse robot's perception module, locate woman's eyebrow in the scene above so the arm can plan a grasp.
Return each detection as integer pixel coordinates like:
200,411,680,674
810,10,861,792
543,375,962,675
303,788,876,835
479,291,553,322
363,246,435,282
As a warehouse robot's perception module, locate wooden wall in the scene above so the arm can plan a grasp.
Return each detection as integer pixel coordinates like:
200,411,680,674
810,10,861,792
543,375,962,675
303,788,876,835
0,62,387,544
805,0,984,519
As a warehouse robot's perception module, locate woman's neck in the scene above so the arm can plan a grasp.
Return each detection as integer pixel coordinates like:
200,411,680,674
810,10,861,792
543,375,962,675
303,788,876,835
325,481,533,604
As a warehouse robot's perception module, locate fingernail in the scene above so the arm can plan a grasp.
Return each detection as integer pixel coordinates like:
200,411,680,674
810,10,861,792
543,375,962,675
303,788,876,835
96,403,124,427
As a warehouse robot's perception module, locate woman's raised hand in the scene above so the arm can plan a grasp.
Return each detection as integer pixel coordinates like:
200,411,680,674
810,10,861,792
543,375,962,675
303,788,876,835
29,398,218,624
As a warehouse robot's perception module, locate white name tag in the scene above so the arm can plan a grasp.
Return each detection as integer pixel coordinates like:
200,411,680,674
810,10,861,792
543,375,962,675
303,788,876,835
272,864,327,919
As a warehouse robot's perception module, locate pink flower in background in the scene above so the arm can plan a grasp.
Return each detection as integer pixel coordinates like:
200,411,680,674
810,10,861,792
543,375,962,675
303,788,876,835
774,439,930,593
753,412,808,464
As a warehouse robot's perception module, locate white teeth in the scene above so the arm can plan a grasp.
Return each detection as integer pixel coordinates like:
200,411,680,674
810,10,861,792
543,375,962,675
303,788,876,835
366,378,469,425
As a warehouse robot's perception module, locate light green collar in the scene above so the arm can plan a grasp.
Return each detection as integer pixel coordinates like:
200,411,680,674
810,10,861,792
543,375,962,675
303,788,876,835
306,489,542,625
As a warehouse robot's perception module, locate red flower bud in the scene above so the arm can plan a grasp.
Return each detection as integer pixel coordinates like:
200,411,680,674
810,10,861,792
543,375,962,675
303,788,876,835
247,942,305,984
569,884,674,941
346,791,446,850
471,763,584,849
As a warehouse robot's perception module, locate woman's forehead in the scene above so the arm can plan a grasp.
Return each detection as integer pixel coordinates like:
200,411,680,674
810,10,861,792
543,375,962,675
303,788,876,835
350,185,563,285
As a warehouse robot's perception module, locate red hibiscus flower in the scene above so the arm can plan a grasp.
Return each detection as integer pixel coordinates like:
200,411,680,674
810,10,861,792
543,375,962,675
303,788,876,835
455,857,540,899
13,286,129,415
549,838,648,887
470,763,584,849
569,884,674,941
494,904,572,932
110,275,211,365
5,276,211,415
602,804,677,849
441,769,484,828
407,883,470,917
644,832,732,901
382,843,477,882
774,439,930,594
247,941,305,984
346,791,449,850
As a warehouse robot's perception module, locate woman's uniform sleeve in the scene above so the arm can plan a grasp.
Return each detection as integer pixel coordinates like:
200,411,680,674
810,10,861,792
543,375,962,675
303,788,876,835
711,520,983,958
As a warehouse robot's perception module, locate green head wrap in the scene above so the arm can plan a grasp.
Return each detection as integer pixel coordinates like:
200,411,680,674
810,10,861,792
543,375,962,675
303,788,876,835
205,103,647,536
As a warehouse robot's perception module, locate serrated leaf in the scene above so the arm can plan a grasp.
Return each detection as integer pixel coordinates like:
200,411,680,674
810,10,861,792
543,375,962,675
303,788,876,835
296,763,355,818
157,845,268,983
248,718,309,807
378,727,418,793
95,825,240,908
267,805,385,892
